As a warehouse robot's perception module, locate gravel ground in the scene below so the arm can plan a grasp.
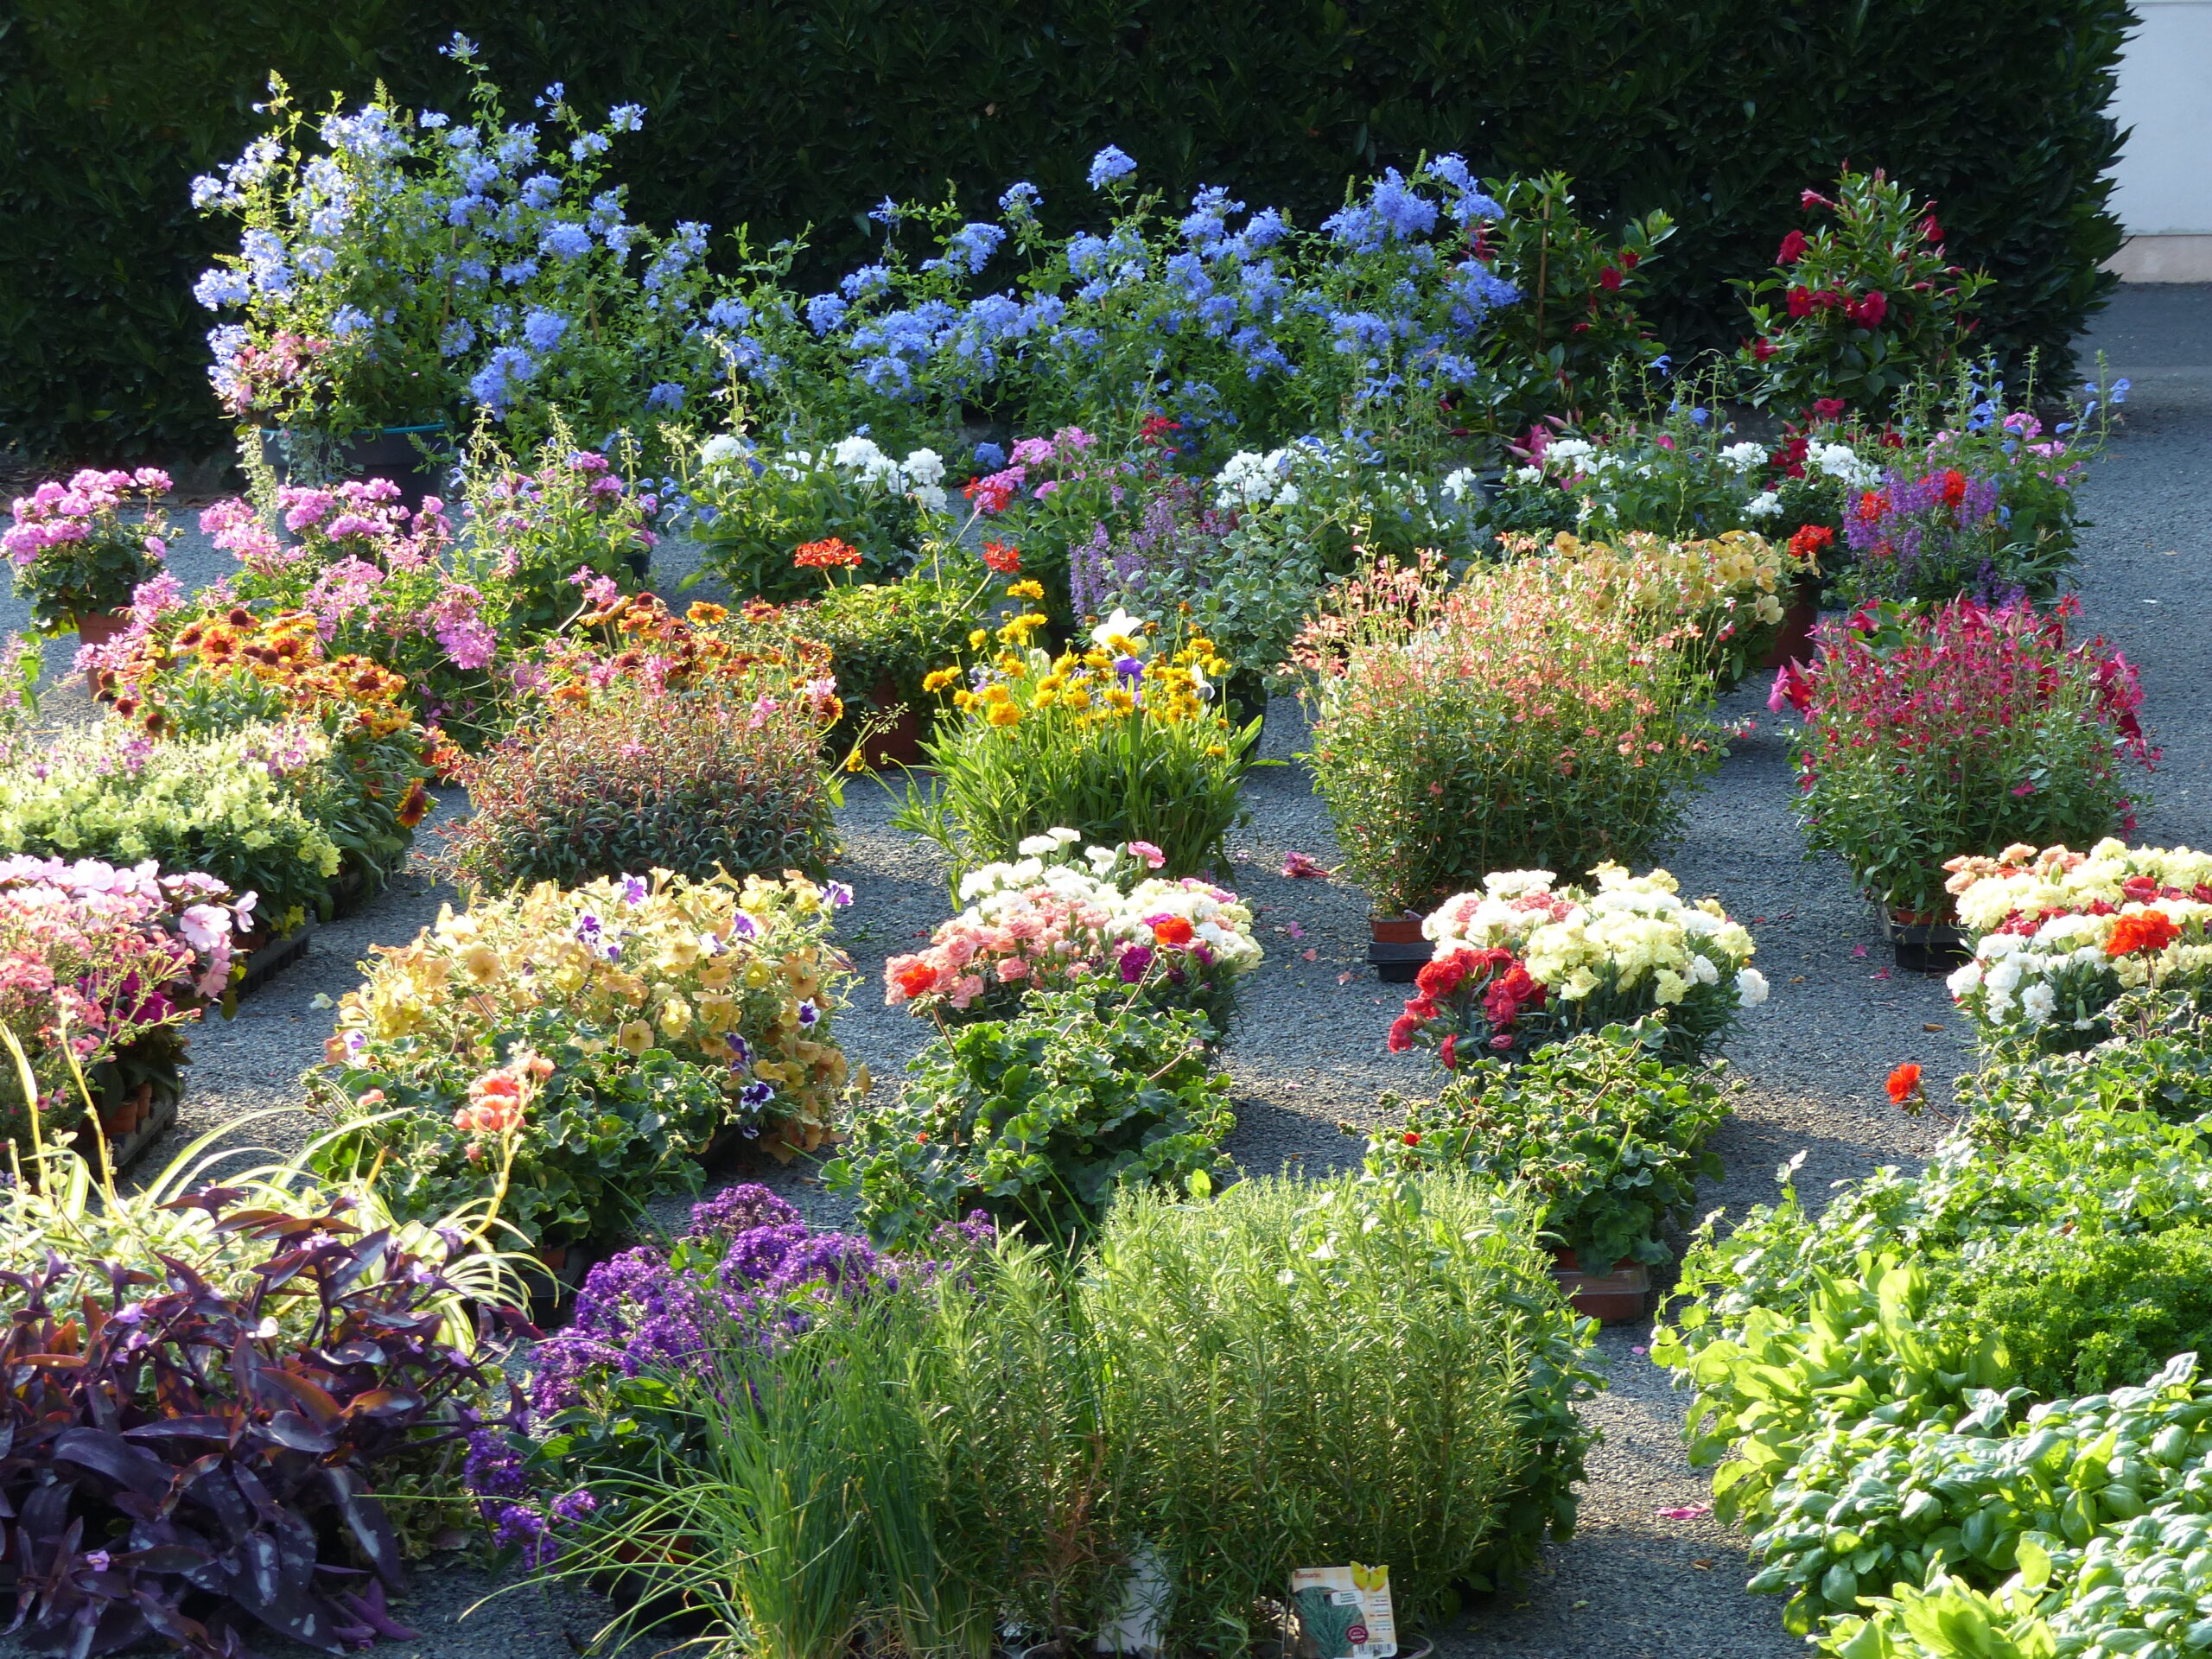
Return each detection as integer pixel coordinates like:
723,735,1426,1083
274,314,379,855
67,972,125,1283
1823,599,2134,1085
3,285,2206,1659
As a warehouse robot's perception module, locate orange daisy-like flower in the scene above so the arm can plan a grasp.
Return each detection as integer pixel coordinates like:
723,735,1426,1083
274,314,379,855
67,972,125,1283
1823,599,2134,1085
793,537,861,569
1885,1062,1922,1105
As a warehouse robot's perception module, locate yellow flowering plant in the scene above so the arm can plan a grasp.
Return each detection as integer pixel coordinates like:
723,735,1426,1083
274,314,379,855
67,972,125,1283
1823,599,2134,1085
1530,529,1814,690
321,868,856,1158
893,587,1263,882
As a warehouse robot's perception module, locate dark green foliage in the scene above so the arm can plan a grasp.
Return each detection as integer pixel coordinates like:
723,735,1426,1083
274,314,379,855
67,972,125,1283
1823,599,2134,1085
823,989,1236,1249
2,0,2129,458
1364,1022,1735,1273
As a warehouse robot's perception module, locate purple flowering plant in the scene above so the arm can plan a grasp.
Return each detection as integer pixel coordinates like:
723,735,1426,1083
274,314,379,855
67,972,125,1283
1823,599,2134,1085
468,1185,992,1565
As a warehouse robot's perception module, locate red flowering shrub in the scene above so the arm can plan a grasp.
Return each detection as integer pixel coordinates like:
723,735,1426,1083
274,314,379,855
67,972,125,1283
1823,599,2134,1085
1778,595,2155,914
1737,168,1993,419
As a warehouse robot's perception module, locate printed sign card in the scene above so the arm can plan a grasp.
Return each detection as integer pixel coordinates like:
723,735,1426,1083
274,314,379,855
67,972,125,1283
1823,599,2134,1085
1289,1564,1398,1659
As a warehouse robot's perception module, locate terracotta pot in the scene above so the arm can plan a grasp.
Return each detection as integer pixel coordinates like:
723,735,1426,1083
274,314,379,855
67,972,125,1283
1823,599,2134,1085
73,610,131,651
861,678,923,768
99,1082,152,1140
537,1244,569,1273
1549,1259,1651,1324
1758,577,1822,671
1369,914,1427,946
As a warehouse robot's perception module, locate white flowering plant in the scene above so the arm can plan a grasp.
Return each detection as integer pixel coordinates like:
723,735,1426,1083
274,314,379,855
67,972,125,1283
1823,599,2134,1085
681,429,950,601
1481,382,1836,550
1943,840,2212,1052
1387,864,1766,1067
884,828,1262,1038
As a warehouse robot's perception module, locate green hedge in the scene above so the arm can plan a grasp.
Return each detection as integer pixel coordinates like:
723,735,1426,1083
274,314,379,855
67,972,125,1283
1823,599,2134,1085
1,0,2131,459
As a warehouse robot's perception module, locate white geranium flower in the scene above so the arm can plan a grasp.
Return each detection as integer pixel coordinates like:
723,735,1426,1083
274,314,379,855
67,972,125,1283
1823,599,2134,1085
1440,467,1479,502
1734,967,1769,1007
1542,437,1594,469
901,447,945,486
1512,464,1543,484
910,483,949,515
1744,491,1782,518
1719,441,1767,473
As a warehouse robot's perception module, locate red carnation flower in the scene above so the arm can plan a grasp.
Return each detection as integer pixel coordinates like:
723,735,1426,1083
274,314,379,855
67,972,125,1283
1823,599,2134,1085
1387,1014,1423,1052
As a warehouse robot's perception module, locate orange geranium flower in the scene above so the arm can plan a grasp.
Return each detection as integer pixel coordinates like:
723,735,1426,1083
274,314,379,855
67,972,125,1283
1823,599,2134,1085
793,537,861,569
1885,1062,1922,1105
2107,910,2181,957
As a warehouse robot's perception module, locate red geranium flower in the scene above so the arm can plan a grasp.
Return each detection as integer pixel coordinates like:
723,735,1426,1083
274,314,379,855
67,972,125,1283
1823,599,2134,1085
2107,911,2181,957
794,537,861,569
1151,916,1195,947
982,539,1021,575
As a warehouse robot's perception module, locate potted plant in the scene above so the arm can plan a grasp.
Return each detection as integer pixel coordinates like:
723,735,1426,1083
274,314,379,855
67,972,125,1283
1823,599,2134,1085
822,988,1236,1249
191,47,727,477
0,856,245,1153
897,607,1261,882
1363,1020,1734,1318
1388,865,1766,1068
3,468,171,645
883,830,1263,1039
1774,596,2156,970
1942,841,2212,1051
1294,554,1722,978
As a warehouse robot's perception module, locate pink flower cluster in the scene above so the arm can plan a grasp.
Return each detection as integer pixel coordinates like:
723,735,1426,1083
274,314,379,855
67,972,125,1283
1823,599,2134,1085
0,857,249,1106
4,469,172,569
887,887,1118,1011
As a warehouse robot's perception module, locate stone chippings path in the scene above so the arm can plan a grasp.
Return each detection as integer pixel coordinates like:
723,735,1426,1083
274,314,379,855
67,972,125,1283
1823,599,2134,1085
2,286,2206,1659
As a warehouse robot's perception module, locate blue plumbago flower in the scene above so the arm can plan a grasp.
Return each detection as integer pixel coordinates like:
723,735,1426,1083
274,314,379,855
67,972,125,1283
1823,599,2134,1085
320,106,405,160
447,194,486,227
570,131,611,162
805,292,849,334
330,305,372,338
535,82,566,111
1000,181,1041,218
705,296,754,331
645,382,685,410
608,104,645,132
500,258,540,285
441,31,479,59
495,126,539,168
926,221,1006,276
193,268,251,310
469,346,536,412
1087,145,1137,190
522,308,569,352
1179,185,1243,250
518,173,560,209
839,264,890,301
1427,152,1474,192
541,221,591,260
1321,200,1384,252
824,880,854,908
419,110,450,130
868,195,900,226
1370,168,1438,239
974,441,1007,470
189,175,232,209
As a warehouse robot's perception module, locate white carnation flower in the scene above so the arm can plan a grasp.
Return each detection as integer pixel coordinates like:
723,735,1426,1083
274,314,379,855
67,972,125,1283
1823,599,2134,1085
2020,982,2057,1024
1734,967,1769,1007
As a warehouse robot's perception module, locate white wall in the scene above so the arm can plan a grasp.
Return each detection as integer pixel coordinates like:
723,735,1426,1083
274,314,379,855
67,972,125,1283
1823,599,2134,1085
2106,0,2212,279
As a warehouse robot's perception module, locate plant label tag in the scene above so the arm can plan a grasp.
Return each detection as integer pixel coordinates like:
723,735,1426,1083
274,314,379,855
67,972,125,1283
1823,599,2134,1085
1290,1564,1397,1659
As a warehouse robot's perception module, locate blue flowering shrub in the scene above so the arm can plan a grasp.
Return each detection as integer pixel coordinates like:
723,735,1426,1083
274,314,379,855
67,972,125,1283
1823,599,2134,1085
736,150,1659,467
191,36,725,458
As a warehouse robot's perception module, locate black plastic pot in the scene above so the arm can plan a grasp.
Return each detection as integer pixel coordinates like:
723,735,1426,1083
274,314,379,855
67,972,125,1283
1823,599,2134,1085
262,424,451,505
